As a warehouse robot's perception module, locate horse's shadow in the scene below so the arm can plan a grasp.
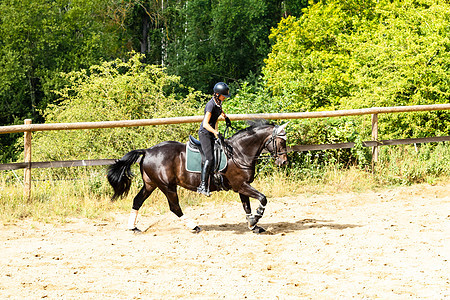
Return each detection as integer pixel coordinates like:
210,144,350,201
200,218,362,235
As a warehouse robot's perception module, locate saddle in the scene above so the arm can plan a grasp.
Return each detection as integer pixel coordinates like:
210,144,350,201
185,135,227,173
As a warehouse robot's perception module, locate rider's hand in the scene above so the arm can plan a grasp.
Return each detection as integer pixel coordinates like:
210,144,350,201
217,132,225,143
225,117,232,128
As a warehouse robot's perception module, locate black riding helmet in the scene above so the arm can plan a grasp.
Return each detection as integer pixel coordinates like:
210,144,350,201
213,82,230,98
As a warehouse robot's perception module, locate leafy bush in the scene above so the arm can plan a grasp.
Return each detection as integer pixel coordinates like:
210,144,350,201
30,53,202,165
376,142,450,185
263,0,450,139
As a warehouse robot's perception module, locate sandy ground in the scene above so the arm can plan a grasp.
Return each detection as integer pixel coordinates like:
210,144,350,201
1,183,449,299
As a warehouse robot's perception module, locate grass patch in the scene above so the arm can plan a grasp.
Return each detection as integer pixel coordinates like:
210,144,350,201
0,170,242,224
1,142,449,224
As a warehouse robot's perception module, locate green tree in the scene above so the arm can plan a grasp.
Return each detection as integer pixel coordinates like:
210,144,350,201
165,0,309,93
263,0,377,111
108,0,169,65
31,53,202,162
0,0,131,162
263,0,450,139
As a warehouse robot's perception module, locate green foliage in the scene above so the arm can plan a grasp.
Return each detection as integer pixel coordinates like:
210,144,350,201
0,0,130,161
1,0,448,185
285,117,371,168
31,53,202,164
110,0,168,65
0,0,311,162
376,142,450,185
226,76,373,166
165,0,307,93
263,0,450,139
223,77,281,131
228,77,281,114
0,0,124,115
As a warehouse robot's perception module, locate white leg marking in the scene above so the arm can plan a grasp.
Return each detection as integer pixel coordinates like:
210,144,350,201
180,215,198,230
127,209,139,230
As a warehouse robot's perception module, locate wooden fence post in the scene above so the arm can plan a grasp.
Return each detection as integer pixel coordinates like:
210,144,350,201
371,114,379,165
24,119,32,202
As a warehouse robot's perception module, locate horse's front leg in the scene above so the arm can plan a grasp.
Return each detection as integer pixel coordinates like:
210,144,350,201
239,184,267,233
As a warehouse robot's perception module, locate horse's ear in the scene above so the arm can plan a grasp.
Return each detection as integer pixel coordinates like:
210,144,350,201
276,122,289,136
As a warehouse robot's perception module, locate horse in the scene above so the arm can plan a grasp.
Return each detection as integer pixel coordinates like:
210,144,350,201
107,121,289,233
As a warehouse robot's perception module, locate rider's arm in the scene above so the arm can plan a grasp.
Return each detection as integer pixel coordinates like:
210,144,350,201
202,112,219,138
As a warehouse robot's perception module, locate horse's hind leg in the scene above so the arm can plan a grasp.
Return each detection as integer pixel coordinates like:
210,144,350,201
160,184,201,233
127,184,156,231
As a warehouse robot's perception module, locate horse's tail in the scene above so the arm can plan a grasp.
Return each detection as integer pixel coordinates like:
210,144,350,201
107,149,146,201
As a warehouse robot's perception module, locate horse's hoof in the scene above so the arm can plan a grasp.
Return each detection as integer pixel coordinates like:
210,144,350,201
197,191,211,197
252,226,266,234
128,227,142,234
192,226,202,233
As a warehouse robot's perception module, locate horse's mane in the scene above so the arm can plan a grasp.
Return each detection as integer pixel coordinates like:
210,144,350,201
229,120,274,140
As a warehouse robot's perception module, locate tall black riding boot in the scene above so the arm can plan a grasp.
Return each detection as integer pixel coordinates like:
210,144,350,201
197,160,212,197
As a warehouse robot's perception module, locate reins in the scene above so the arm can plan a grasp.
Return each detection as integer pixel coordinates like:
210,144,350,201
219,123,287,172
223,121,237,139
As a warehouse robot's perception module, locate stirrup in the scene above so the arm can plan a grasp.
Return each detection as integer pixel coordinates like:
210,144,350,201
197,184,211,197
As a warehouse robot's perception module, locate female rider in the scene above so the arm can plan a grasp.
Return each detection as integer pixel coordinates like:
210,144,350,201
197,82,231,196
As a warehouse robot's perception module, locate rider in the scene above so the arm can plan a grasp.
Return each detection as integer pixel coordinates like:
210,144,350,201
197,82,231,196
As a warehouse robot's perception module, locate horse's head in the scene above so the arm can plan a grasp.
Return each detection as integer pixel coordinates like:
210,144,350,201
264,123,289,167
227,120,289,168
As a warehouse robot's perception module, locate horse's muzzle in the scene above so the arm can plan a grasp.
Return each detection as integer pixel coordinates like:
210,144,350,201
275,154,288,167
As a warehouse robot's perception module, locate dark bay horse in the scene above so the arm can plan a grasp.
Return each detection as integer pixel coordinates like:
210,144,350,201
107,121,288,233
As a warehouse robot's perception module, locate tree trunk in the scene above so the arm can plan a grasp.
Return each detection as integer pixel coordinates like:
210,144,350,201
140,14,150,54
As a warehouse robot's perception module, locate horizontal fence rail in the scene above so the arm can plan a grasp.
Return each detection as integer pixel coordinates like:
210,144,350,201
1,103,449,199
290,136,450,152
0,159,117,171
0,104,449,134
1,136,449,171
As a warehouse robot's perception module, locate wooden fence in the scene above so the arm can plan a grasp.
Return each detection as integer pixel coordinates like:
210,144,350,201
1,104,449,199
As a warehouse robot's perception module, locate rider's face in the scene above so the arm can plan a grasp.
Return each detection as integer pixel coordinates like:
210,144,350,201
219,94,226,101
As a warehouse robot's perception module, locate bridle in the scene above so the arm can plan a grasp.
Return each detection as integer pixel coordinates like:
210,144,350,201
262,127,288,160
220,124,288,170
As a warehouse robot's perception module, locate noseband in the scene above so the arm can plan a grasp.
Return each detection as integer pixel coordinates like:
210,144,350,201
263,126,287,159
220,124,287,171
